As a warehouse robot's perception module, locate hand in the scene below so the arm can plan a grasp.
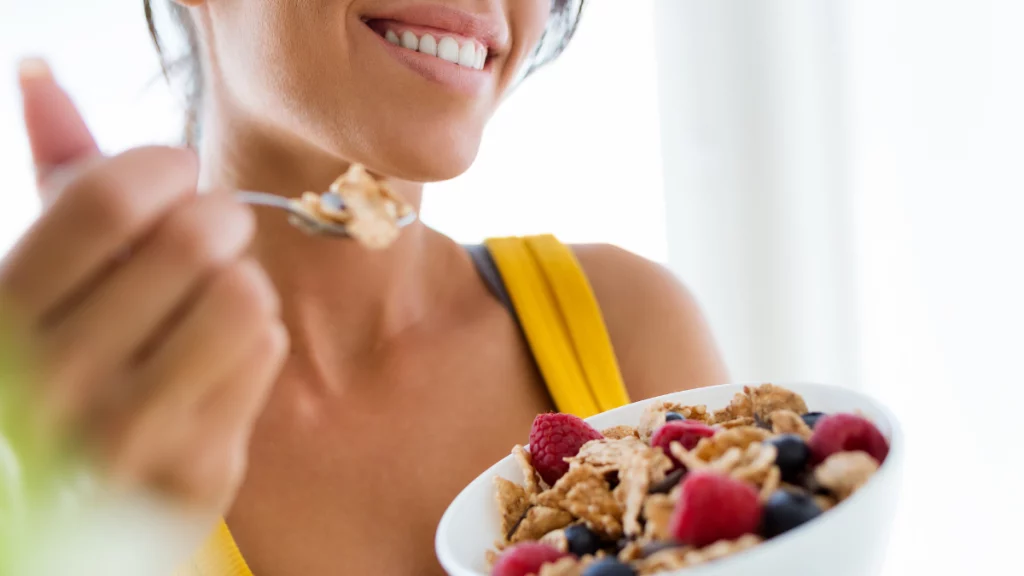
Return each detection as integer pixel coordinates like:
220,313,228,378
0,60,288,512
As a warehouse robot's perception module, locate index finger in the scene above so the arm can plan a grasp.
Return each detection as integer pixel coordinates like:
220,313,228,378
18,58,101,202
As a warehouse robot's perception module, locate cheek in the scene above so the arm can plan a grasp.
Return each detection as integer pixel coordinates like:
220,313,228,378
211,1,332,119
207,1,510,181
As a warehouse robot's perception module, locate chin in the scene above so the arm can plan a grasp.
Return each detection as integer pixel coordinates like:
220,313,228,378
335,118,485,183
383,146,480,183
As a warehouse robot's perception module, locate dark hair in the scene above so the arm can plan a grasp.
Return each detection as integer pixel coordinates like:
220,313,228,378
144,0,587,146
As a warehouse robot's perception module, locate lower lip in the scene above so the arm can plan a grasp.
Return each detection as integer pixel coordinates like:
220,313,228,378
362,23,492,96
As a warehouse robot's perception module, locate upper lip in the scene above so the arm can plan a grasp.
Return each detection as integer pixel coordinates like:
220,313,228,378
362,3,510,52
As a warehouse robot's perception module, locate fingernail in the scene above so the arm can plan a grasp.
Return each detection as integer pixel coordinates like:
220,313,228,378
18,57,53,81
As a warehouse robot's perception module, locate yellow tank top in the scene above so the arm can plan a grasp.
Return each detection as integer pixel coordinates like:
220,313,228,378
176,234,631,576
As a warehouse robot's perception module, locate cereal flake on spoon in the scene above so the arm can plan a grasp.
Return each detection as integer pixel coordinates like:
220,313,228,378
290,163,414,249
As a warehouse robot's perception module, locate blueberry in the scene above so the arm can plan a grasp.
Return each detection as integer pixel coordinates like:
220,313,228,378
565,524,602,557
765,434,811,482
648,468,686,494
802,411,826,429
582,558,637,576
760,490,823,538
611,538,631,554
665,411,685,422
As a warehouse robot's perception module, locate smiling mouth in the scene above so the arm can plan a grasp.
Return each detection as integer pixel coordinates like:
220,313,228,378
366,20,489,71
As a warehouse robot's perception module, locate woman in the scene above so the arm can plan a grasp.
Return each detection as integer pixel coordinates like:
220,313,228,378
7,0,727,573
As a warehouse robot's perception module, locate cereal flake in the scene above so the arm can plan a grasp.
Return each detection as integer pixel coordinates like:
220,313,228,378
537,466,623,538
747,384,809,422
539,528,569,553
814,451,879,500
730,442,778,485
684,534,762,566
537,557,583,576
669,442,709,473
485,549,499,570
715,416,756,429
642,494,676,542
712,391,754,423
617,542,647,563
616,450,664,537
569,437,670,480
512,445,543,495
769,409,813,439
709,447,745,474
759,466,782,501
509,506,574,544
291,164,414,250
602,425,640,440
639,402,711,441
494,476,531,540
636,547,691,574
692,426,771,461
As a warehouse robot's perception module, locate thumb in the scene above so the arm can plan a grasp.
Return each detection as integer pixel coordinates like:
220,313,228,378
19,58,101,203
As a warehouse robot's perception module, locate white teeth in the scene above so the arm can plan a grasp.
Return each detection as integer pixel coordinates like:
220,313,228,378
437,36,460,63
418,34,437,56
458,41,477,68
401,31,419,51
384,29,486,70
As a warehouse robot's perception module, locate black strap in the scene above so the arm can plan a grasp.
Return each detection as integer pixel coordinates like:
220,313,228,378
465,244,518,320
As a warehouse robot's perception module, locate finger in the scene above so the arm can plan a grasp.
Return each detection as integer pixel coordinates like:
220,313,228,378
0,147,199,322
130,259,281,414
18,58,101,197
40,194,255,421
196,321,289,436
104,310,284,501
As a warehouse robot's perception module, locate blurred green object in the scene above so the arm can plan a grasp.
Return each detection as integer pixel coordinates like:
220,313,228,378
0,314,216,576
0,310,77,575
0,312,33,575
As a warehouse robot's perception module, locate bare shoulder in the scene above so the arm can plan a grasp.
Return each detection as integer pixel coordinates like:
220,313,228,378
571,243,729,401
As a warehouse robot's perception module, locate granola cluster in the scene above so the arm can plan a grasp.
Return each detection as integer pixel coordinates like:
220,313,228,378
290,163,414,249
488,384,888,575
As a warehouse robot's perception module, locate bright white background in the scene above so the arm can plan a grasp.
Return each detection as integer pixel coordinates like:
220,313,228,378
2,0,1022,573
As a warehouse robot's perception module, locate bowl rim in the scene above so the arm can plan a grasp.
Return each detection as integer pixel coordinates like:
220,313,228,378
435,381,903,575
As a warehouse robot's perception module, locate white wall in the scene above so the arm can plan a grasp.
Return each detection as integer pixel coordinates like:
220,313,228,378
655,1,1023,573
654,0,856,387
848,1,1023,573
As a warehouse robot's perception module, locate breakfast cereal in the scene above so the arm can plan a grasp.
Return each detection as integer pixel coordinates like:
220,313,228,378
488,384,890,575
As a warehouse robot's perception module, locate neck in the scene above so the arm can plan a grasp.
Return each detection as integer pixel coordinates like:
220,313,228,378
196,110,458,360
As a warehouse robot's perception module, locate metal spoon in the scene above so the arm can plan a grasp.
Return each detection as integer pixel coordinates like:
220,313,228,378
235,190,417,237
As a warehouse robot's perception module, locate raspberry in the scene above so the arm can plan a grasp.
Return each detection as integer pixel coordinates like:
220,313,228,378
491,542,570,576
529,413,604,485
669,471,762,547
650,421,716,462
808,413,889,464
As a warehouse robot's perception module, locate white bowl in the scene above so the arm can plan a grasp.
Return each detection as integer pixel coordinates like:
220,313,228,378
436,382,903,576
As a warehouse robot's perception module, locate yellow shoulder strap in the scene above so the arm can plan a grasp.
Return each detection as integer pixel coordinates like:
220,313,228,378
180,235,629,575
484,234,631,417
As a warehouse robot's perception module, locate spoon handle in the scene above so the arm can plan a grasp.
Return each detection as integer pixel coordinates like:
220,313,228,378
234,190,295,210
